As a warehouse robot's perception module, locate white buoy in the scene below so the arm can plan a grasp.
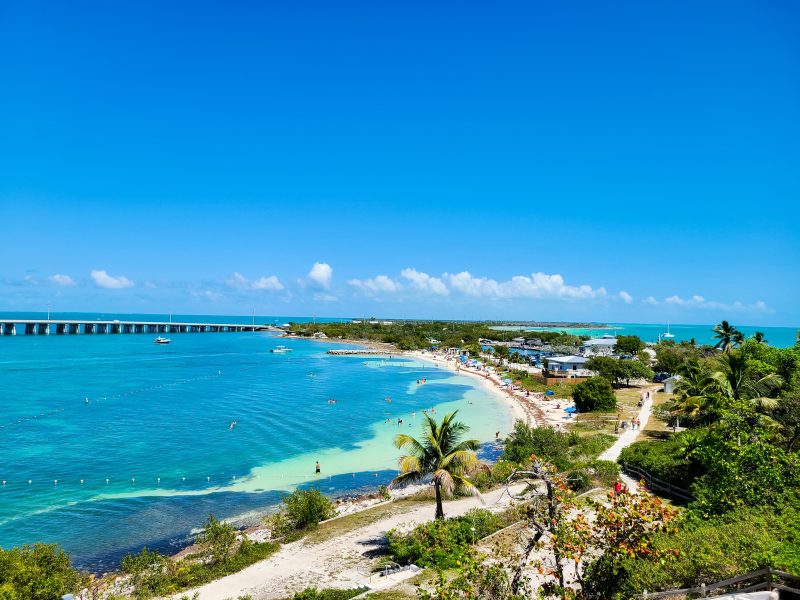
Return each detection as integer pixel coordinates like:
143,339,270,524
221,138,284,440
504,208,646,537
54,479,58,484
80,479,84,484
157,477,160,484
106,479,109,484
2,480,5,486
182,477,185,481
28,480,31,484
132,477,135,483
207,476,211,482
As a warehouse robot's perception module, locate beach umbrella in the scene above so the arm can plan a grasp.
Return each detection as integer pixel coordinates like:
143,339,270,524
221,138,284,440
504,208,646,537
565,406,577,413
502,378,512,384
514,380,523,386
545,390,555,396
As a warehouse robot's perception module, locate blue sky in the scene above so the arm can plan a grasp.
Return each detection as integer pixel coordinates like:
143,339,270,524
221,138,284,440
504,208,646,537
1,1,798,325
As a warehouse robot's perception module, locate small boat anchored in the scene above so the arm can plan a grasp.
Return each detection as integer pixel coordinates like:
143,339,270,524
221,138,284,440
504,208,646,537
662,321,675,339
270,345,291,353
154,336,171,345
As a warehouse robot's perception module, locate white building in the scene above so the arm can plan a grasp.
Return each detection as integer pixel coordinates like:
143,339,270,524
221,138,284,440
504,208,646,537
581,334,618,356
663,375,682,394
547,355,590,375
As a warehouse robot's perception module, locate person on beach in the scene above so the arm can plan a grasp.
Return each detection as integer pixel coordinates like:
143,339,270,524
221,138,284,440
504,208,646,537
315,461,321,474
614,480,622,496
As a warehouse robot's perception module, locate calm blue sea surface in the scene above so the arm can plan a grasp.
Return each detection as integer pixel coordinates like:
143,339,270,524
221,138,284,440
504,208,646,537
508,322,798,348
0,318,511,571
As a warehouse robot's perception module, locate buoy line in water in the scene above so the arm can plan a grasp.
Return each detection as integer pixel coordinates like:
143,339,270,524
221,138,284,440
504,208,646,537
0,469,396,493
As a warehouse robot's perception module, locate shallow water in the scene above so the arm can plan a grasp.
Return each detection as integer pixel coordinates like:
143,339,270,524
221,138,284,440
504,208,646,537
0,332,510,570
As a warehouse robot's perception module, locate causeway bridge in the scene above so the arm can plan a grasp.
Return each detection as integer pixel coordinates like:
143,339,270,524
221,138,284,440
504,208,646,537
0,319,271,336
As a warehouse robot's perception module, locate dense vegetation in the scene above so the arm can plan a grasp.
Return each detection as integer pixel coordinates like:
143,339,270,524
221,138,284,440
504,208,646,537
584,356,654,387
571,376,617,412
0,543,86,600
288,321,586,351
266,487,337,538
387,509,514,569
611,323,800,593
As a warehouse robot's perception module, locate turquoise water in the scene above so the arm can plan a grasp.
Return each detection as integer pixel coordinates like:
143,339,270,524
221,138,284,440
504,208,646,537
0,328,511,571
503,322,798,348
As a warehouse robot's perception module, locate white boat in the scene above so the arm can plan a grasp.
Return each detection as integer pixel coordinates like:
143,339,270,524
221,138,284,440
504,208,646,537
270,345,291,353
662,321,674,339
154,336,171,344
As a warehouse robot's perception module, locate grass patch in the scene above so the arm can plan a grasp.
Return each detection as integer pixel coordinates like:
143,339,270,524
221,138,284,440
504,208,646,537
303,500,418,544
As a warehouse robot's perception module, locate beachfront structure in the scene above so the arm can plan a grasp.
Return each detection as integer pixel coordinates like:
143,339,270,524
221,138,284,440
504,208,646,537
312,331,329,339
0,319,268,336
581,334,618,356
546,355,590,376
663,375,682,394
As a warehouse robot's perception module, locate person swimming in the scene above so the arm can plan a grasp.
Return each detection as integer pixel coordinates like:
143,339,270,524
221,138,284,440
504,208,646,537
315,461,321,474
229,420,237,429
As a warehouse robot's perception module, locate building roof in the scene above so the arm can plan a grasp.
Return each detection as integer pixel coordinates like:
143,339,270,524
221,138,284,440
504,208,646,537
663,375,682,383
548,355,589,364
583,337,617,347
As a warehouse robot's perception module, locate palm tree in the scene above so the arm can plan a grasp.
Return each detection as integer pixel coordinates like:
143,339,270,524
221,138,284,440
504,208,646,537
712,320,742,352
709,351,782,409
392,411,484,519
752,331,768,344
673,361,717,422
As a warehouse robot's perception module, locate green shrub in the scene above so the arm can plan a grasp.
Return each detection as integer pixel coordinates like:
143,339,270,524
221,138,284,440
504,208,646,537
195,514,236,564
470,460,516,491
586,459,620,488
0,543,85,600
502,420,579,466
121,547,177,598
387,509,506,569
267,486,337,537
565,469,592,492
618,431,705,489
572,377,617,412
567,433,616,464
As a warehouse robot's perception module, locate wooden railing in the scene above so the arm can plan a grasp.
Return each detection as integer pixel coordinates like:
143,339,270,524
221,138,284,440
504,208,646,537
637,566,800,598
620,462,694,502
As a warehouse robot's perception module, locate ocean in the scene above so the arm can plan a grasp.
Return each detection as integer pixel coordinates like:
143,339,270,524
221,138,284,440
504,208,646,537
497,322,799,348
0,315,511,571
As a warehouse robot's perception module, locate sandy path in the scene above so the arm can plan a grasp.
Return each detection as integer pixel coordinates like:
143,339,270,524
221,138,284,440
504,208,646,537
598,386,659,488
180,484,525,600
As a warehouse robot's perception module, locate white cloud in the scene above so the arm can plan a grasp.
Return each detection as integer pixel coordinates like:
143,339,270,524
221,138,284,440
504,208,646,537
49,274,75,286
348,275,401,294
644,296,659,305
91,269,134,289
252,276,284,290
308,262,333,290
661,295,771,313
226,272,283,291
401,268,449,296
444,271,605,300
618,291,633,304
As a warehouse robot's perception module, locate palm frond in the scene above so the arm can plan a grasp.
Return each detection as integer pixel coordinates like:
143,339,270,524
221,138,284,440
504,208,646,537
433,469,455,496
